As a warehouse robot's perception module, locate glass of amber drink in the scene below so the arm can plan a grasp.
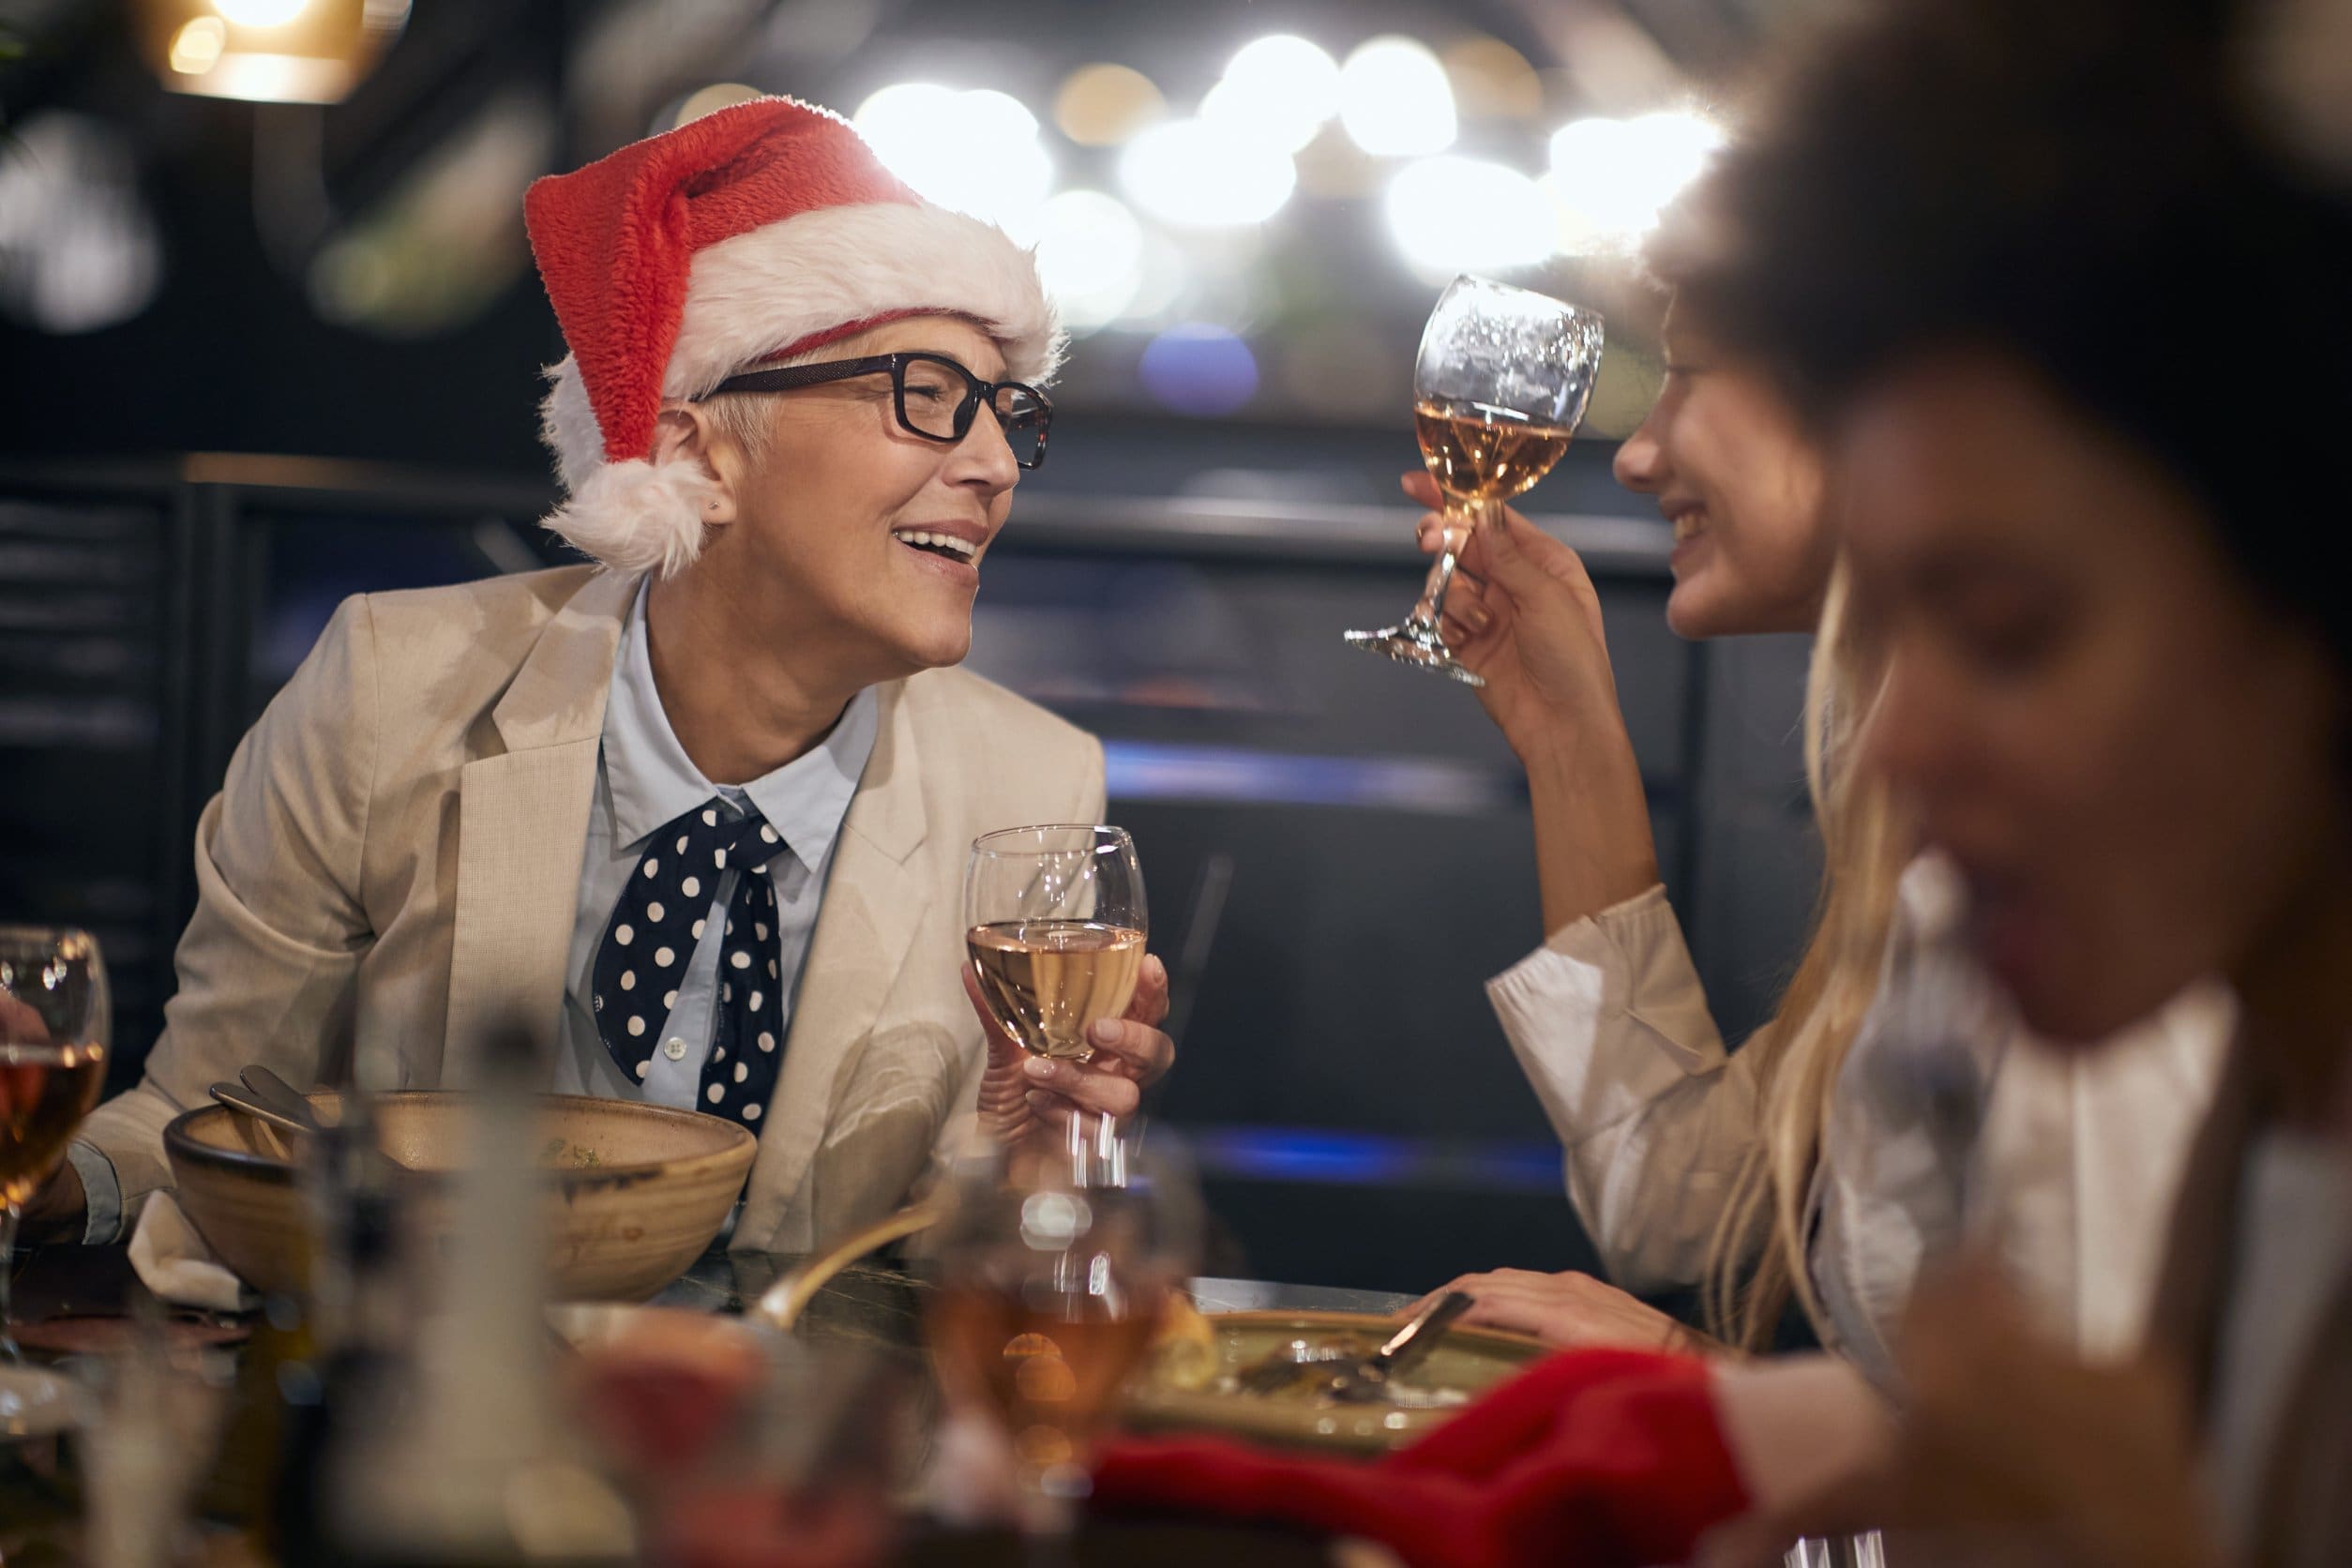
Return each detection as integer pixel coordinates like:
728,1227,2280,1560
922,1138,1201,1544
1346,273,1606,686
1,926,110,1361
965,825,1147,1071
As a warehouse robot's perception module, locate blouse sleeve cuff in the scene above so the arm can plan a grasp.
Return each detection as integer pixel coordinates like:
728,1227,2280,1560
1485,884,1731,1142
67,1138,125,1247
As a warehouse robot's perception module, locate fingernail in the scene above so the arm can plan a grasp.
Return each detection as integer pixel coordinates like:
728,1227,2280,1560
1089,1019,1120,1046
1025,1090,1053,1109
1022,1057,1055,1080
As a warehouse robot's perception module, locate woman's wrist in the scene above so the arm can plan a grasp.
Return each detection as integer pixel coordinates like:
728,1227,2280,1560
1521,733,1661,929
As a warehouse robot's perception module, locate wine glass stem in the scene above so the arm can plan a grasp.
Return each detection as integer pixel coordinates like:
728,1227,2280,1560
1408,501,1493,636
1,1200,23,1362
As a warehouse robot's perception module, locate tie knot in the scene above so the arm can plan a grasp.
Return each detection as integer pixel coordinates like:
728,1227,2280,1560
689,799,785,875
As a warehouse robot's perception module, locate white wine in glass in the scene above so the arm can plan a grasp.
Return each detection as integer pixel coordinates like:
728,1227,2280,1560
1348,274,1606,686
965,826,1148,1065
1,927,110,1363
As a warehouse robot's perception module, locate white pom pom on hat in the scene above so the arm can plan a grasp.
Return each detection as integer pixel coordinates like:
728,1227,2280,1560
522,96,1063,579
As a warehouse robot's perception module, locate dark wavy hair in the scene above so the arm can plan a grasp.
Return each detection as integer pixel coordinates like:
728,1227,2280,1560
1661,0,2352,674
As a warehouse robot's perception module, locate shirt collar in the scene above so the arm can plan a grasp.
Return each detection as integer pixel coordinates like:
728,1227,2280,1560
602,581,879,875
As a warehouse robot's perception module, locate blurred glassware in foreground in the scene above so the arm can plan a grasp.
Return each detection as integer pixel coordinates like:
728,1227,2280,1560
922,1137,1203,1540
1,927,109,1362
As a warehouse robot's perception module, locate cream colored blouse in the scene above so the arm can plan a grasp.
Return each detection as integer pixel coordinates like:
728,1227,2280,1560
1486,872,2229,1384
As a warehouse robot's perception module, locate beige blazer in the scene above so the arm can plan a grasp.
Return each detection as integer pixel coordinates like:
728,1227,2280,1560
80,565,1105,1254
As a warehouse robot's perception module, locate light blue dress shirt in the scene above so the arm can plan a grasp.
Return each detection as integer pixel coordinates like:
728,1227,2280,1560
553,582,877,1111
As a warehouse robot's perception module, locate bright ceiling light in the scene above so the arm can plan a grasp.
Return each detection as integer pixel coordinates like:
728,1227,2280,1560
141,0,407,102
1119,118,1295,228
1338,37,1456,158
1546,111,1724,236
1201,35,1339,154
214,0,310,24
1033,189,1145,333
1384,157,1555,279
853,83,1053,239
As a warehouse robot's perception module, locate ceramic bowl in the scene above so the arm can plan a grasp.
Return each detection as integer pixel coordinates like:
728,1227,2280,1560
163,1091,756,1302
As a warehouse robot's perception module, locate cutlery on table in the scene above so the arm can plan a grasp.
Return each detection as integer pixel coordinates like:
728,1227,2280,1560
1235,1289,1476,1400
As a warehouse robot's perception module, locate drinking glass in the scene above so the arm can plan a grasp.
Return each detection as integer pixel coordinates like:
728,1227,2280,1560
1346,273,1606,686
966,823,1147,1068
0,927,110,1360
922,1138,1202,1544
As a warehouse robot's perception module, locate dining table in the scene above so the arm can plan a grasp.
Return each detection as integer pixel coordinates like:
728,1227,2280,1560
2,1239,1408,1567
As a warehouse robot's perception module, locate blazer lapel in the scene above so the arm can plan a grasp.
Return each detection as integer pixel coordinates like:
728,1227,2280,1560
441,570,634,1086
737,680,930,1247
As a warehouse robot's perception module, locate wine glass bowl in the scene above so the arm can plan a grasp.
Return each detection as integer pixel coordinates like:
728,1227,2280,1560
964,826,1148,1065
1347,274,1606,685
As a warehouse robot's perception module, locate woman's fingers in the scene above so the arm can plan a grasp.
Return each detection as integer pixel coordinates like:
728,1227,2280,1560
1085,1018,1174,1084
1123,954,1170,1029
1020,1056,1144,1120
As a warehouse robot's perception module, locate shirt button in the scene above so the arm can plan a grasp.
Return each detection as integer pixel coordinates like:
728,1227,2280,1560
663,1037,688,1061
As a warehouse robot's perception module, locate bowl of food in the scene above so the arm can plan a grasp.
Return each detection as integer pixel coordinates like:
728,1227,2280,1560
163,1091,757,1301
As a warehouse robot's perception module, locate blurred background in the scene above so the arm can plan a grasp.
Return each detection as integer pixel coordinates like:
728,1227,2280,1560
0,0,1820,1296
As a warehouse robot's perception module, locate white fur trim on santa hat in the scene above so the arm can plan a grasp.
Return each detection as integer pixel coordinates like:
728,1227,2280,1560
537,199,1062,578
541,455,718,581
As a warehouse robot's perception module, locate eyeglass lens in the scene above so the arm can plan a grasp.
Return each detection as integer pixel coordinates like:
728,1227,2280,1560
899,357,1046,466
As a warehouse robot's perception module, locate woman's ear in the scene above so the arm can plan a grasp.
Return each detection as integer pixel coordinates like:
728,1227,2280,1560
652,401,738,525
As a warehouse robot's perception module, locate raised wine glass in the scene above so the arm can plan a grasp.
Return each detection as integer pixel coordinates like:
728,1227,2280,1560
1345,273,1606,686
966,825,1148,1159
923,1137,1202,1545
1,927,110,1362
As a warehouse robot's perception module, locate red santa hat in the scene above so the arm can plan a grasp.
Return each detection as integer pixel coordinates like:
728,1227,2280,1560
523,95,1063,579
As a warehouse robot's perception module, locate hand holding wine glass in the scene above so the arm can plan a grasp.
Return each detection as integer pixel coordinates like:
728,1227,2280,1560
964,826,1173,1149
1348,274,1605,686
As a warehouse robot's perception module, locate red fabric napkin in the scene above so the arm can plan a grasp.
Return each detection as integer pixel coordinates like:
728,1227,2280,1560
1093,1349,1748,1568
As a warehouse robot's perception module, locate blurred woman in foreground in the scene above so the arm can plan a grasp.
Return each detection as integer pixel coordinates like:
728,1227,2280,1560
1678,0,2352,1560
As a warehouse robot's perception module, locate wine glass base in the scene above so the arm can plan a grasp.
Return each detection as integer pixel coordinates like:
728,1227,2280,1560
1341,625,1486,687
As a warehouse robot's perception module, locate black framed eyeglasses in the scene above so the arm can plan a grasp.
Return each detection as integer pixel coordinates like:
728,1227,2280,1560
703,352,1052,470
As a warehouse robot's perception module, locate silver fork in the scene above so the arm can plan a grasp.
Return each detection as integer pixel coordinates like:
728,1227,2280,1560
1235,1289,1475,1398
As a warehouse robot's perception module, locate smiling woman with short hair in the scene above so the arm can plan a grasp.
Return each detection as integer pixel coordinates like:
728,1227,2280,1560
33,97,1175,1251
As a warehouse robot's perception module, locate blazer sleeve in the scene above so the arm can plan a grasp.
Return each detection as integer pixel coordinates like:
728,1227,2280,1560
1485,884,1761,1293
72,596,381,1238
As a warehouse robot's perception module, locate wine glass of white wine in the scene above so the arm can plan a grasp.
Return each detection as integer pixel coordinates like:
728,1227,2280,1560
1346,273,1606,686
1,926,110,1363
966,825,1148,1093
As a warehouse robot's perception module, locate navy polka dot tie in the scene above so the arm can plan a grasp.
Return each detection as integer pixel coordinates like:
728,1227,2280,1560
591,797,788,1126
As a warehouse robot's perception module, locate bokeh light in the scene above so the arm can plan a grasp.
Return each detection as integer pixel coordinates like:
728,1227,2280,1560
854,83,1054,238
1384,157,1555,279
1443,36,1544,121
1546,111,1724,238
1201,35,1339,154
1054,62,1165,146
669,82,762,129
214,0,311,24
1338,37,1457,158
1119,119,1295,228
1033,189,1145,333
0,113,164,334
1139,324,1259,416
